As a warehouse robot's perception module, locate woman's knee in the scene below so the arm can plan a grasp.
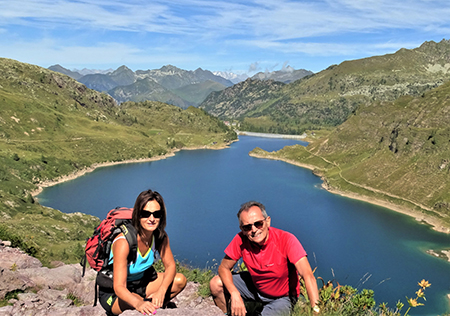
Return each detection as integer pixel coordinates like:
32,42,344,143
209,275,223,295
174,273,187,290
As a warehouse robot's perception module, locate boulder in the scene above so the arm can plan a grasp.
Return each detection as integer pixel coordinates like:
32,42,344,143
0,269,35,300
0,244,42,270
0,244,224,316
19,264,82,290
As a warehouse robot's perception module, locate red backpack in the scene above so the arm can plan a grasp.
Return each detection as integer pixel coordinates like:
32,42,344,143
81,207,138,275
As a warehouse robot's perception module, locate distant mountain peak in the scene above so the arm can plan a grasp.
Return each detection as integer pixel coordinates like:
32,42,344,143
115,65,132,71
159,64,182,73
213,71,249,84
251,67,313,84
48,64,83,80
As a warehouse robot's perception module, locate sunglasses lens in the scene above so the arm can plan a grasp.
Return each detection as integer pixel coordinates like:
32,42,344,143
152,211,162,218
241,220,265,231
140,210,162,218
254,220,264,229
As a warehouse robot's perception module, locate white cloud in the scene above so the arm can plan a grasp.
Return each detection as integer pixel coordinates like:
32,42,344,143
248,62,261,73
2,0,449,38
0,0,449,71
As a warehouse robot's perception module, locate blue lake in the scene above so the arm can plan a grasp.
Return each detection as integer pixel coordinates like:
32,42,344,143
37,136,450,315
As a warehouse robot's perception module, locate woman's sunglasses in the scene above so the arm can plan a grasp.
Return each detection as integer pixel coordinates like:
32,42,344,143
140,210,163,219
241,219,265,232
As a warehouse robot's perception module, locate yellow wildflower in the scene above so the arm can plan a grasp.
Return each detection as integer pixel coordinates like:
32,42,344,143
415,288,424,298
418,280,431,288
407,297,423,307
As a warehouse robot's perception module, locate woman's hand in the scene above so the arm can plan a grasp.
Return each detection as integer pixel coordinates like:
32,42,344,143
135,299,158,315
147,287,166,308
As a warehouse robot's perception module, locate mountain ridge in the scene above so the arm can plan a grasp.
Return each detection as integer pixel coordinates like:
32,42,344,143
49,64,312,108
49,64,233,108
200,39,450,134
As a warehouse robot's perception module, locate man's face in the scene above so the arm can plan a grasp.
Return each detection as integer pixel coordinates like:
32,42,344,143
239,206,271,246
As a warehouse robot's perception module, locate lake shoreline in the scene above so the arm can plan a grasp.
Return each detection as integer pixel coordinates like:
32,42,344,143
31,142,233,198
237,130,307,140
249,153,450,263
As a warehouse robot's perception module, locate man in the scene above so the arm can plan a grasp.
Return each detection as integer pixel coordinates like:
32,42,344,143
210,201,320,316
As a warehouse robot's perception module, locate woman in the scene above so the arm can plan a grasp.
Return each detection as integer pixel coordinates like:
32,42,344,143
99,189,187,315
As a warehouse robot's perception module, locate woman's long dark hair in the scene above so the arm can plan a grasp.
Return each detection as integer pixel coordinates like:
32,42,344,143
132,189,167,249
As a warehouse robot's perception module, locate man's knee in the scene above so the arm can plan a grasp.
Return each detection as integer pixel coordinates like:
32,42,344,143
209,275,223,295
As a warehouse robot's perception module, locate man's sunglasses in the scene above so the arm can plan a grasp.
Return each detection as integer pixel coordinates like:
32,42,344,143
140,210,163,219
241,219,265,232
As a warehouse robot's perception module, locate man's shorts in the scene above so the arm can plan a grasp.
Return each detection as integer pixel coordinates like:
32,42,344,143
98,266,158,315
231,272,296,316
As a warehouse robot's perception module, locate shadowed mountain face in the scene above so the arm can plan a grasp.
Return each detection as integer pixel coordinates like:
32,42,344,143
201,39,450,134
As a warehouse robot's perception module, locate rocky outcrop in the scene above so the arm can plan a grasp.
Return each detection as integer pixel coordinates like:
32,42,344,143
0,241,223,316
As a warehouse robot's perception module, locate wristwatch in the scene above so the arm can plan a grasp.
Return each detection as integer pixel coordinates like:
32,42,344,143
313,305,320,313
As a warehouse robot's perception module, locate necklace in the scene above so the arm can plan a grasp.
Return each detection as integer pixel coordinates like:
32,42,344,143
141,235,151,247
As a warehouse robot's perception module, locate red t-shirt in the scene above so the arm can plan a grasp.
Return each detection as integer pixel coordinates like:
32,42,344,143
225,227,306,298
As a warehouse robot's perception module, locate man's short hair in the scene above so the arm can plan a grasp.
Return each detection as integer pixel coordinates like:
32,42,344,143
237,201,268,222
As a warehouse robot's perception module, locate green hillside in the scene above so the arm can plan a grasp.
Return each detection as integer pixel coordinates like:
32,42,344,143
108,77,189,108
201,39,450,134
172,80,226,106
251,80,450,230
0,58,236,264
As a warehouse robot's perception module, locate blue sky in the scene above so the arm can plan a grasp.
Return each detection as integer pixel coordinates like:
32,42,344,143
1,0,449,75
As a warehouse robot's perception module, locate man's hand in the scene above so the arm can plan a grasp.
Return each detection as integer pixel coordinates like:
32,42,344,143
230,291,246,316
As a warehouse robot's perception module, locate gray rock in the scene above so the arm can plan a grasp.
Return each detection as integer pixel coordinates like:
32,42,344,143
0,247,224,316
19,264,81,290
50,261,65,268
66,268,97,305
0,245,42,270
0,305,13,316
0,269,36,299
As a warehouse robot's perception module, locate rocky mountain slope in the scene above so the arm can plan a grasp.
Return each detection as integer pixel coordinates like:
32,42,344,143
108,77,189,107
201,39,450,134
200,78,286,119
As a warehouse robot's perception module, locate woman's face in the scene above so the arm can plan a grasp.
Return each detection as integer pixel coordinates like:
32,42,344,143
139,200,161,233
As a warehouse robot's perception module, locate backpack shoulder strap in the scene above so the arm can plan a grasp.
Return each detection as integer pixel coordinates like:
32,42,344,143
119,222,138,264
